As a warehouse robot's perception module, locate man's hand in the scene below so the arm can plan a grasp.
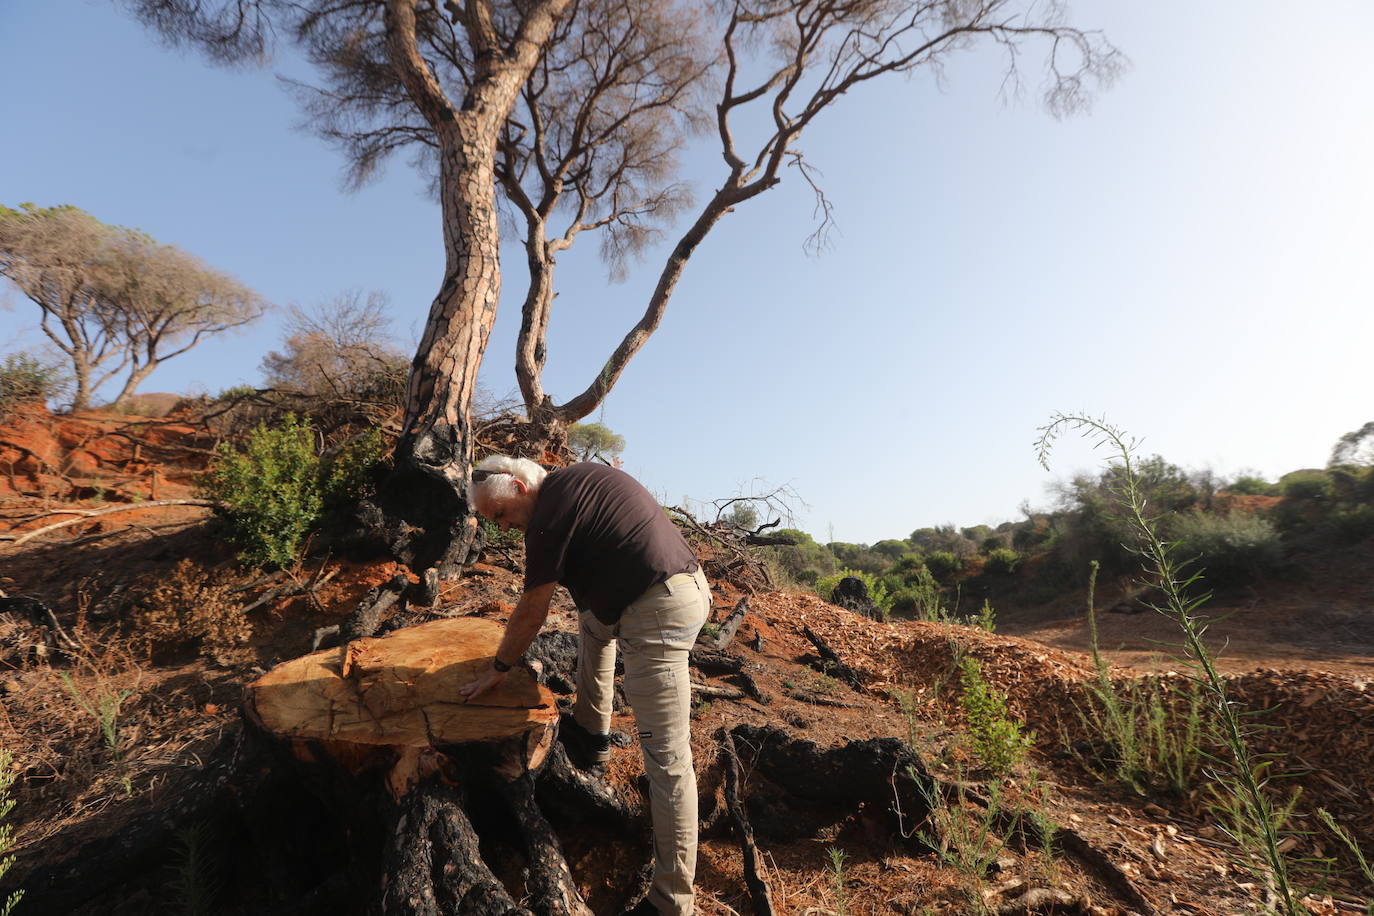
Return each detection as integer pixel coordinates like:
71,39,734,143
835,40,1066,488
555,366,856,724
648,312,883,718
460,664,509,701
460,583,555,702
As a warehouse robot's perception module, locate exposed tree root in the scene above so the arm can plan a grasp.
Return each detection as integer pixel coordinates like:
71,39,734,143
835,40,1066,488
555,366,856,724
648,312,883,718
380,780,529,916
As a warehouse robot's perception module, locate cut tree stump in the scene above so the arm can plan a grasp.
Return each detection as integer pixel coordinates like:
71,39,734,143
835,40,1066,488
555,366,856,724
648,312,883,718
247,617,558,790
244,617,594,914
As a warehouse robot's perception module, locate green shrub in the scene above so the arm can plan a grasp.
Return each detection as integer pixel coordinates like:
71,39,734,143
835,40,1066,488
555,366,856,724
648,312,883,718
923,550,962,580
957,656,1031,775
482,518,523,548
815,567,892,615
825,542,887,575
969,600,997,633
1330,504,1374,544
0,747,22,916
871,538,910,561
1171,511,1282,584
1279,470,1333,500
979,535,1006,554
201,414,322,567
199,415,383,568
214,383,258,401
0,350,68,414
1328,465,1374,503
321,427,385,508
892,553,926,575
982,547,1021,575
1227,475,1275,496
764,528,837,587
908,525,978,562
888,563,947,621
1012,518,1053,551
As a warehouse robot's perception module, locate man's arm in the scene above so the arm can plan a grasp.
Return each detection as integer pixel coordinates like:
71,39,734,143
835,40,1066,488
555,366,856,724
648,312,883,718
459,581,558,701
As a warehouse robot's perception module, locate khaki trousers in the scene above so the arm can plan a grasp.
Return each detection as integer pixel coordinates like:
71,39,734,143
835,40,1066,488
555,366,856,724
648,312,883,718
574,567,710,916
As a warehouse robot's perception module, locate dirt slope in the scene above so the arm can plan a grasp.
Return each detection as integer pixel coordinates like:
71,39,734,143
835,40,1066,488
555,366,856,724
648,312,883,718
2,408,1372,915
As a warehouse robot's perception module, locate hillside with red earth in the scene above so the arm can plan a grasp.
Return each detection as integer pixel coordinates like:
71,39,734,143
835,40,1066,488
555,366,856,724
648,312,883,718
1,406,1371,915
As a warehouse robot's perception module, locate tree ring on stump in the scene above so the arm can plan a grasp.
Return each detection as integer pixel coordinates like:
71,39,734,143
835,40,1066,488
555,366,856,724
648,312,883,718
246,618,558,797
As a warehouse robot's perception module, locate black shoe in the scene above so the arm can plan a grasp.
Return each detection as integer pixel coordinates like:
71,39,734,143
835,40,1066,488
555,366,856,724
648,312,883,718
559,713,611,771
622,899,661,916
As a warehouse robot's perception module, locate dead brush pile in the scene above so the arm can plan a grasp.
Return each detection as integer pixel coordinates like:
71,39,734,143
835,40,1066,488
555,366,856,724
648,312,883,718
127,558,253,665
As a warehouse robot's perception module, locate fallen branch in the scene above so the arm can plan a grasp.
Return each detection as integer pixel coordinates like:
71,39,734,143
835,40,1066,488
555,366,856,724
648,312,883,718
732,671,771,705
690,648,744,674
341,574,411,644
243,568,339,616
692,682,746,701
721,730,777,916
709,597,750,651
0,499,217,547
783,688,858,709
800,625,863,690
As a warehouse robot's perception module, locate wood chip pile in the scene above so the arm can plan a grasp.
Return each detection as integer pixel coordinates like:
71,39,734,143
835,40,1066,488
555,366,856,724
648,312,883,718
745,589,1374,850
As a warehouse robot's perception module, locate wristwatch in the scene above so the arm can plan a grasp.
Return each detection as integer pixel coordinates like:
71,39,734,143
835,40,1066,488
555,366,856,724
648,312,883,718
492,656,513,673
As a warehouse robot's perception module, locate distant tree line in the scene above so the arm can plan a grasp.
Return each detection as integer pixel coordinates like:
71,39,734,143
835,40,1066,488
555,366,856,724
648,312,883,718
765,430,1374,613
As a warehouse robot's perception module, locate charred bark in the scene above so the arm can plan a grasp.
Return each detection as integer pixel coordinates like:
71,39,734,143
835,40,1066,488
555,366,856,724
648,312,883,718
499,775,594,916
706,597,749,651
720,730,777,916
352,453,483,579
536,742,641,826
801,624,864,690
380,780,528,916
689,647,744,674
728,724,934,845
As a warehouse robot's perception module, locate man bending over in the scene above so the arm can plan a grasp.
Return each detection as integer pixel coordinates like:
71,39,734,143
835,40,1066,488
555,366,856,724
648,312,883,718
460,455,710,916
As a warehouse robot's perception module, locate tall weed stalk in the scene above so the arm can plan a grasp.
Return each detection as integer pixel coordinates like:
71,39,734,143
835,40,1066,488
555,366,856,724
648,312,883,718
168,822,224,916
1037,413,1302,913
826,846,849,916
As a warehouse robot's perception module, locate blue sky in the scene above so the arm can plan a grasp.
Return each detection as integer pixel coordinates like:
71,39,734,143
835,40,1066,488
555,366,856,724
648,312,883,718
3,1,1372,544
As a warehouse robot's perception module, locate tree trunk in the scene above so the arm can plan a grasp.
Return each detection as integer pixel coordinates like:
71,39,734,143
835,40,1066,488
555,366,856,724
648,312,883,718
69,348,93,411
108,361,156,411
368,114,503,574
373,0,572,576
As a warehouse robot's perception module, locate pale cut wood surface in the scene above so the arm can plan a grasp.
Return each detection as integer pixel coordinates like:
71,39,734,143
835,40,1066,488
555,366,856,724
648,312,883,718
248,617,557,748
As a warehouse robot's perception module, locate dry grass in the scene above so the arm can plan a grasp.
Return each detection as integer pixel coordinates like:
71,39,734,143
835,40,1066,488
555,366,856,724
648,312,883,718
0,589,237,863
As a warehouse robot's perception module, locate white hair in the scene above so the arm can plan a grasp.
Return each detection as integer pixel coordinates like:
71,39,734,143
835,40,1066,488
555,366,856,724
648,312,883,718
473,454,547,501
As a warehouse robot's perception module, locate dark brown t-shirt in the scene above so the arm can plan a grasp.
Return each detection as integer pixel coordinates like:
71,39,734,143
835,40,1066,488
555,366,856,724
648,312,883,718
523,463,698,624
